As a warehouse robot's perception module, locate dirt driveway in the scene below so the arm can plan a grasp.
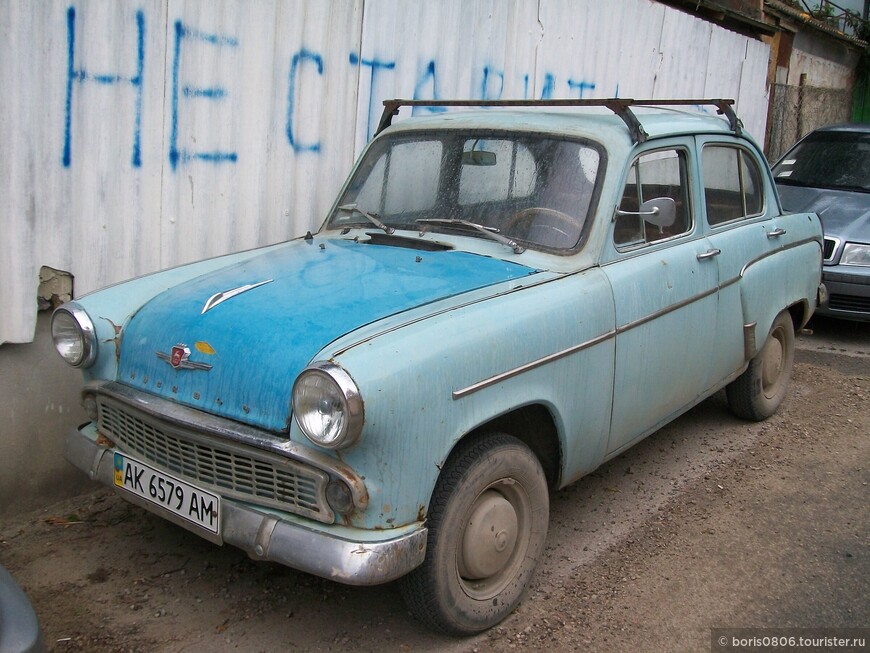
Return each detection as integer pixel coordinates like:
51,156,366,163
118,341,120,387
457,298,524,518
2,318,868,653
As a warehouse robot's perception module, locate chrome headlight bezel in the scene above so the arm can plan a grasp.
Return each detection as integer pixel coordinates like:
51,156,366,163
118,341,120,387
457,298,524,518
840,242,870,267
291,362,364,450
50,302,97,368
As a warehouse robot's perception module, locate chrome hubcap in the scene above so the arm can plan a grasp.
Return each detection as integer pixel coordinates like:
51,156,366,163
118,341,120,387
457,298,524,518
762,329,784,393
459,490,518,580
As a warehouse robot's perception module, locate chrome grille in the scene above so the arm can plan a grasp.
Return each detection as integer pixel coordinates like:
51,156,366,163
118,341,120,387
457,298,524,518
823,238,838,262
98,398,332,523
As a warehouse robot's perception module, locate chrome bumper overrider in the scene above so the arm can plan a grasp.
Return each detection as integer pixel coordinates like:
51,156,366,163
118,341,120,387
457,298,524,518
818,282,828,309
65,426,427,586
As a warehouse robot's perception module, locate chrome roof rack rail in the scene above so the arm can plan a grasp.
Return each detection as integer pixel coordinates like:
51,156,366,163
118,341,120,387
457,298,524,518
376,98,741,143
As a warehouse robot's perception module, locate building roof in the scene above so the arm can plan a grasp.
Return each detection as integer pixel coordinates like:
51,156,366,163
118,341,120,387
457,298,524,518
765,0,868,48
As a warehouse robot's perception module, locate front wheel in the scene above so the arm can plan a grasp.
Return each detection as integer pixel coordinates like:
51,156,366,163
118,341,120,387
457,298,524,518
399,433,549,635
726,311,795,421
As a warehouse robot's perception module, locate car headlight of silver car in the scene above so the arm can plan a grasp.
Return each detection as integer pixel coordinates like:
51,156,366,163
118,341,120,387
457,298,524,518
841,242,870,267
50,303,97,368
292,362,364,450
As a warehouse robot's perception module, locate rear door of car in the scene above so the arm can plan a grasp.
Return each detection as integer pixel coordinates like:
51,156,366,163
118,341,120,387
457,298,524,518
696,136,786,377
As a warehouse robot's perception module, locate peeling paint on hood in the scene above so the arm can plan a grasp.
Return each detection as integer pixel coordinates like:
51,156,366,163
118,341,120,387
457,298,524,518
117,238,538,431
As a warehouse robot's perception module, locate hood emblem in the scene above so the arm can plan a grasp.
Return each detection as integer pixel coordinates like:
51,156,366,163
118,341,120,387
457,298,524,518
202,279,273,314
157,344,213,371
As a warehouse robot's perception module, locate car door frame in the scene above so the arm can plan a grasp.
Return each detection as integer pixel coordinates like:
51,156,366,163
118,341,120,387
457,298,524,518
696,134,790,380
599,138,721,456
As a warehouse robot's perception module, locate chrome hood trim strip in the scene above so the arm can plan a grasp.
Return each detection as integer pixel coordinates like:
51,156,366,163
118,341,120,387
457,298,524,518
201,279,273,314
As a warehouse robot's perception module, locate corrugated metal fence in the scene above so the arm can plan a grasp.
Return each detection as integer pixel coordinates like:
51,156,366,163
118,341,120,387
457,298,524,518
0,0,771,344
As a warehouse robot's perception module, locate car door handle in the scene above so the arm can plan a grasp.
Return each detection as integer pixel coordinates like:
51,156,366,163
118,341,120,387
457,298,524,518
767,228,787,238
696,248,721,261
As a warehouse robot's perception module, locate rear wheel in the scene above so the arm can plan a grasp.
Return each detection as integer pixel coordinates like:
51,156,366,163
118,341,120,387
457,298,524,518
399,433,549,635
726,311,795,421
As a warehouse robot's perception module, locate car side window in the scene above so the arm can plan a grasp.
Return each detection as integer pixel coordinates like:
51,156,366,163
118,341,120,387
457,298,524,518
614,148,691,248
702,145,765,226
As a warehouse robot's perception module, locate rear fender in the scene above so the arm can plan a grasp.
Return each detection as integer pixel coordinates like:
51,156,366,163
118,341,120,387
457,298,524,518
740,215,822,356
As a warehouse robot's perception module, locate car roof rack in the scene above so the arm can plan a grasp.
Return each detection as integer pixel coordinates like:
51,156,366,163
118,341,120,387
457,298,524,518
376,98,742,143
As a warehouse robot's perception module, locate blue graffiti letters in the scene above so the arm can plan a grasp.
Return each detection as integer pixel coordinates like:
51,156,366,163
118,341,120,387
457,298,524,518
169,20,239,170
60,6,614,170
412,61,446,115
481,66,505,100
62,7,145,168
349,52,397,140
568,78,596,98
287,49,324,153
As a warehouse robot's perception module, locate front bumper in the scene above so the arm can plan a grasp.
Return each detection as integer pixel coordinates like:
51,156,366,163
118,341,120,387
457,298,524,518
818,266,870,321
65,426,427,586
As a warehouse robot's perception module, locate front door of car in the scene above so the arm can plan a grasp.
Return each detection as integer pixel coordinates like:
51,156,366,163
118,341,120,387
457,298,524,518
602,145,720,455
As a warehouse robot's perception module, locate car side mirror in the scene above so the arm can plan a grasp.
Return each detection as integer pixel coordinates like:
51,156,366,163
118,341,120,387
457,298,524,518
639,197,676,229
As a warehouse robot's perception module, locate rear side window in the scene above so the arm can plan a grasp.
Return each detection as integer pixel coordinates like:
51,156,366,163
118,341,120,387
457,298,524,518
702,145,764,225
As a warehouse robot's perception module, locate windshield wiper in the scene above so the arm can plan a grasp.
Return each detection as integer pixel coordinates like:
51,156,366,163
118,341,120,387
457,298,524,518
337,203,395,234
776,177,870,194
774,176,809,187
416,218,525,254
827,183,870,194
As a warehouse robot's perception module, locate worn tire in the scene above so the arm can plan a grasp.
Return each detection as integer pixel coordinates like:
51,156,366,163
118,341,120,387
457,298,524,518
399,433,549,635
726,311,795,421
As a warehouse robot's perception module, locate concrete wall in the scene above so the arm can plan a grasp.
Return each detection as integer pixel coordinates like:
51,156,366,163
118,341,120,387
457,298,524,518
0,313,93,518
0,0,773,516
788,29,860,88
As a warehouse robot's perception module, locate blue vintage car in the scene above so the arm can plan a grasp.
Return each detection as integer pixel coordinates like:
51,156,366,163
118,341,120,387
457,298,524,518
53,99,824,635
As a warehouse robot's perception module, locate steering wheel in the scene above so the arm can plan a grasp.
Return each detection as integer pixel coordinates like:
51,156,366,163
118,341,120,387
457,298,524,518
505,207,577,242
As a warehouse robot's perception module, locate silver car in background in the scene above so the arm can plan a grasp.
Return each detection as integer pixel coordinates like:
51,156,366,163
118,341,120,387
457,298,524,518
773,124,870,321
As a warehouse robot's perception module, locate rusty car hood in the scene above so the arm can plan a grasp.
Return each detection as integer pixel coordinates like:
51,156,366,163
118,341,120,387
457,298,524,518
116,237,538,431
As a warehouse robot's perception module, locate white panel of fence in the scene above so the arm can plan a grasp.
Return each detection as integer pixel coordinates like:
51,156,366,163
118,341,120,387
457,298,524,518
0,0,769,344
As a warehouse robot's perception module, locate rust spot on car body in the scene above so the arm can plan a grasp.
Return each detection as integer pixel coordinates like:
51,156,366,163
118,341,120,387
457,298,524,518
101,317,123,361
95,433,115,448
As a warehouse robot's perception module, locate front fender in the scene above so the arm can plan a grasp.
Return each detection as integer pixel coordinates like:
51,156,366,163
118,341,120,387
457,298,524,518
321,269,616,530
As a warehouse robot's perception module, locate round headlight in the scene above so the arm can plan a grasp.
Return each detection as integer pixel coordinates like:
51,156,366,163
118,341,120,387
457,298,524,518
51,303,97,368
292,362,363,450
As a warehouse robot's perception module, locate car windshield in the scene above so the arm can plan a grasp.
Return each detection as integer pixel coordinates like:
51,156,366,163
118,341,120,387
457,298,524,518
326,131,603,252
773,130,870,193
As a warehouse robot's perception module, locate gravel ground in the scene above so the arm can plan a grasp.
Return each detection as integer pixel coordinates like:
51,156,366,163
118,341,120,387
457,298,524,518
1,318,867,653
